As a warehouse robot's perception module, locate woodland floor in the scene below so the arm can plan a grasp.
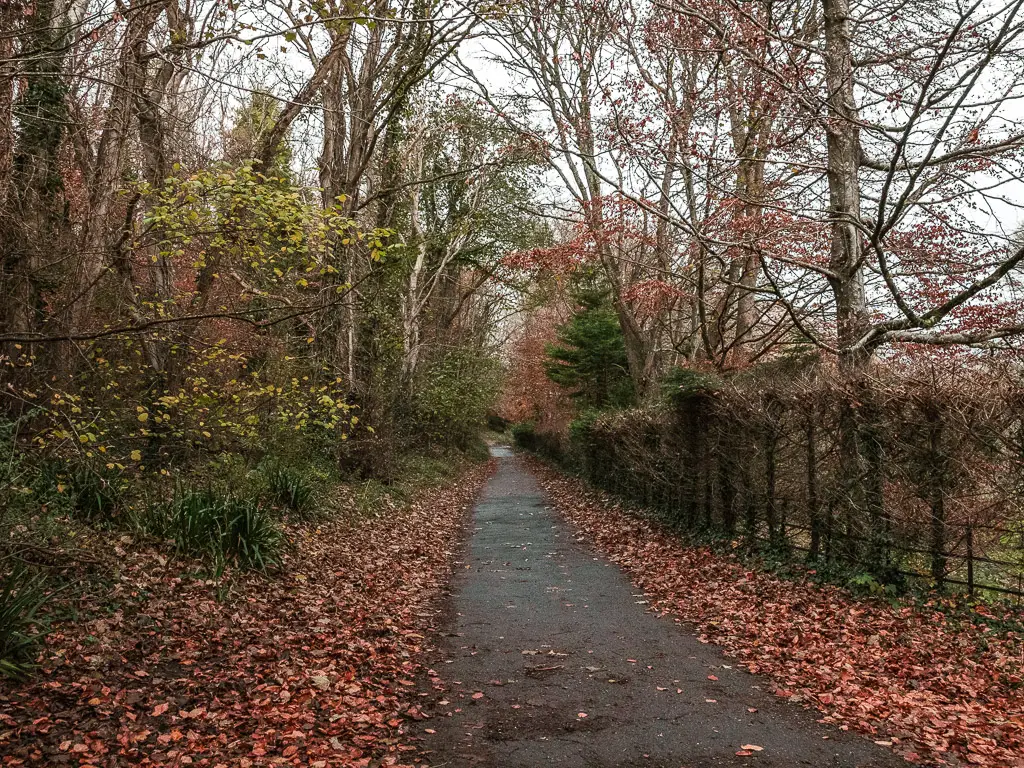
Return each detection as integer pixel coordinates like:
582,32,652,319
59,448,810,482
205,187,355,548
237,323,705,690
0,461,493,767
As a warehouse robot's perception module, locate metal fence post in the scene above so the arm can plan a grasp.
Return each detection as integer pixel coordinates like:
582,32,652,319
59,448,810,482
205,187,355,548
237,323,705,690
967,524,975,596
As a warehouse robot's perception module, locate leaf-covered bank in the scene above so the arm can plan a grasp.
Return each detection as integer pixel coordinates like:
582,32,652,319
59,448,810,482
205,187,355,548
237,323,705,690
529,458,1024,767
0,459,492,767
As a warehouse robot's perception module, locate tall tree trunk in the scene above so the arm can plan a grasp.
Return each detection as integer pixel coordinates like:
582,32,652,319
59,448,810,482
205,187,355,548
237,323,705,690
69,0,163,339
822,0,890,568
0,0,71,409
401,124,428,385
822,0,869,365
2,0,74,391
319,59,356,385
576,71,656,398
134,0,190,377
0,2,14,212
733,157,764,363
584,178,655,399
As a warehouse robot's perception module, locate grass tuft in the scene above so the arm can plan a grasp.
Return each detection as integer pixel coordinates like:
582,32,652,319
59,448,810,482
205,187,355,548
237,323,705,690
147,486,282,571
0,567,50,679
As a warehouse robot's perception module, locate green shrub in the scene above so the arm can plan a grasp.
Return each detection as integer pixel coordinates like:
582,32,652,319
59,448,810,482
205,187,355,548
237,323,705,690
67,466,121,522
0,567,50,679
511,421,537,450
222,499,283,571
153,486,282,571
15,459,121,524
848,571,898,597
568,409,602,444
192,453,267,499
544,291,636,410
662,367,723,405
409,349,501,448
511,421,565,461
1,418,70,524
264,464,313,513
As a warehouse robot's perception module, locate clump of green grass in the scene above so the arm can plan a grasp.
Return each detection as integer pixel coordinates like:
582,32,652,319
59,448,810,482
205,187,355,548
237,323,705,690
0,567,50,679
147,486,282,571
263,464,313,513
67,466,121,522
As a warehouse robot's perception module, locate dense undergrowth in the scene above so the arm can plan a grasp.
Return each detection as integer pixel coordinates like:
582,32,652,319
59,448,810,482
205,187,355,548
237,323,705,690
0,383,493,765
0,398,490,681
511,363,1024,604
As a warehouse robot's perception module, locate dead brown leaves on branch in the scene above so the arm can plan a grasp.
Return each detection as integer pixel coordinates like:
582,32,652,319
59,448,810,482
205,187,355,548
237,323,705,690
530,460,1024,767
0,462,492,767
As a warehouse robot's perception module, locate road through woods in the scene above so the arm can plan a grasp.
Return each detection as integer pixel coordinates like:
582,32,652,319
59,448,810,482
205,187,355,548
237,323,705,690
416,448,907,768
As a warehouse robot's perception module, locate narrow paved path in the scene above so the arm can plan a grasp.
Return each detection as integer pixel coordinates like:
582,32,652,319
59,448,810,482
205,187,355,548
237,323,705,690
418,449,908,768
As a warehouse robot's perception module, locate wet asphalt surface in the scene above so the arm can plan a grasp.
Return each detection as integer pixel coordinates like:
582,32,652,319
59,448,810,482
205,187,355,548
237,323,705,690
417,448,909,767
